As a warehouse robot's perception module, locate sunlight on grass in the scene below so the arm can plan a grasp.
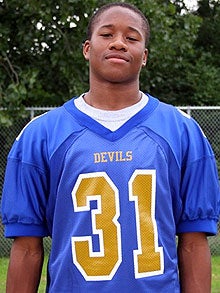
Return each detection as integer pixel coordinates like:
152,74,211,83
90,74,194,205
212,256,220,293
0,257,8,292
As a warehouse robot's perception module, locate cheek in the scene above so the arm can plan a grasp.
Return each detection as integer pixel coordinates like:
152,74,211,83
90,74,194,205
87,44,102,59
135,50,147,65
133,53,145,67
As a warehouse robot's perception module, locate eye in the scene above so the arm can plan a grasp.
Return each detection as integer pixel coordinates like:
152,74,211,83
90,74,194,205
127,36,138,42
100,33,112,38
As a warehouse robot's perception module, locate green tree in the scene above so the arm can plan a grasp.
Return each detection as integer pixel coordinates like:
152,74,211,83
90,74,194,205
195,0,220,67
137,0,203,105
187,0,220,105
0,0,96,108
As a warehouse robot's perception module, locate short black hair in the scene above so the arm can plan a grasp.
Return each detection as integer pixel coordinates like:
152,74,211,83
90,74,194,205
87,2,150,46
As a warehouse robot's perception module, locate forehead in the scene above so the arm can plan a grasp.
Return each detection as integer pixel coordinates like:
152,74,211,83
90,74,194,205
94,6,144,33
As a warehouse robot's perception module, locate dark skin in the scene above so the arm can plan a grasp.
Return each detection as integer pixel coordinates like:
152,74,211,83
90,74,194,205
6,6,212,293
178,232,211,293
6,237,44,293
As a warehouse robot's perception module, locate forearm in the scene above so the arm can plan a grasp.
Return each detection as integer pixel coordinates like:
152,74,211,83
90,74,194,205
6,237,44,293
178,232,211,293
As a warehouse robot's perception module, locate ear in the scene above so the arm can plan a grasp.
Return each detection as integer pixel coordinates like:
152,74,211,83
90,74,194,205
142,48,148,67
83,40,90,60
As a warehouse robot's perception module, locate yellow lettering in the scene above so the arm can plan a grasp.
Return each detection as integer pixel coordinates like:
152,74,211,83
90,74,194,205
94,151,133,163
71,173,121,281
94,153,101,163
100,152,108,163
119,151,126,162
126,151,133,161
107,152,115,162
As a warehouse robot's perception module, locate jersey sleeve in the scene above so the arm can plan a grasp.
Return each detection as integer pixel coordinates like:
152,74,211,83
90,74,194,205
177,156,220,235
1,116,50,238
176,114,220,235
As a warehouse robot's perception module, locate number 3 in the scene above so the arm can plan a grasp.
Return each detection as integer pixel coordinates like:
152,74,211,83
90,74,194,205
71,170,164,281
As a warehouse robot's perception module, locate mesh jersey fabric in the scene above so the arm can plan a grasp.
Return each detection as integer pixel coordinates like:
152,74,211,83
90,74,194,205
1,94,220,292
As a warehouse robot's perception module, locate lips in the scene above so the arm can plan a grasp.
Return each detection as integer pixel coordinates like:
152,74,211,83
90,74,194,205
105,53,129,62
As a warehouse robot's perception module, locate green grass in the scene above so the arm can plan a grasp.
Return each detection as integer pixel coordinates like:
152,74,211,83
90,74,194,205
38,255,48,293
212,255,220,293
0,257,8,293
0,256,220,292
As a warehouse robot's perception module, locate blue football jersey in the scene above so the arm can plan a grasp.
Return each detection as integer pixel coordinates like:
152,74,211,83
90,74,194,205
1,94,220,292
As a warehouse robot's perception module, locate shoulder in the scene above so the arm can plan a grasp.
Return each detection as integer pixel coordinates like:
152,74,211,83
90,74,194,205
16,98,82,140
145,94,215,163
9,98,84,160
16,106,63,140
147,94,206,138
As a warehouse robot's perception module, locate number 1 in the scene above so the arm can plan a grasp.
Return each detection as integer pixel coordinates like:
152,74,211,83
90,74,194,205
129,170,164,278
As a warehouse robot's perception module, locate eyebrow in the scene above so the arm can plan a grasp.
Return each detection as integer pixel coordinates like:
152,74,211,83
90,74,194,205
98,24,142,37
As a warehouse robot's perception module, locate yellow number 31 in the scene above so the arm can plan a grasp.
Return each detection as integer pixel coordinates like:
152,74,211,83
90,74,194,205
71,170,164,281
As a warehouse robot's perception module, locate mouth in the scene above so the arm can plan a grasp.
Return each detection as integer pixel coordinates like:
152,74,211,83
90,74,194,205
105,53,129,63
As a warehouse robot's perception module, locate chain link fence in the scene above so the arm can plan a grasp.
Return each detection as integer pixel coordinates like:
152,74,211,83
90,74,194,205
0,106,220,257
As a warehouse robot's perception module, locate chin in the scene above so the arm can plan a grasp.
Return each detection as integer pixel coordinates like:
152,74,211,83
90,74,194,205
104,72,135,84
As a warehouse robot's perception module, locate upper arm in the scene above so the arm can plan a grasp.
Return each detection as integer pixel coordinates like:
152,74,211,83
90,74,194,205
7,237,44,293
11,236,44,254
177,232,211,259
177,232,211,293
178,232,209,248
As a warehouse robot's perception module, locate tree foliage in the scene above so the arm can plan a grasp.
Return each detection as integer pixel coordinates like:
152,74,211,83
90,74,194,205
0,0,220,125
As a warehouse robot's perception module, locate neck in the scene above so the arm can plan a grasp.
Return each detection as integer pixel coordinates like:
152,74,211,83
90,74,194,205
84,81,141,110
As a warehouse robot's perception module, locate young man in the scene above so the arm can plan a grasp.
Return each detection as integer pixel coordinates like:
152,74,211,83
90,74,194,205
1,2,220,292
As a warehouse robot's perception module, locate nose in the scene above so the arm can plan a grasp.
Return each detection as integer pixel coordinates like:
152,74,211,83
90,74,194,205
109,35,128,51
